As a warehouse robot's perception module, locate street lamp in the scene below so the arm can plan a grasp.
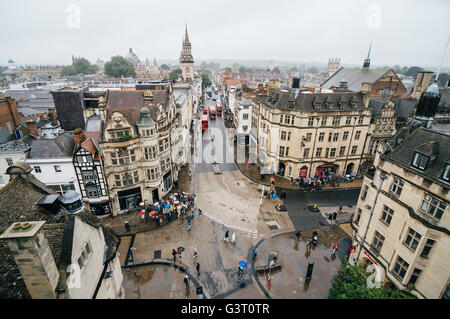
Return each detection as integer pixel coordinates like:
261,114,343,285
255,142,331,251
356,171,387,261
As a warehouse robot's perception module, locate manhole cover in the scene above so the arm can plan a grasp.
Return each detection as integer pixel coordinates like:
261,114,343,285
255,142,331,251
268,225,278,230
154,250,161,259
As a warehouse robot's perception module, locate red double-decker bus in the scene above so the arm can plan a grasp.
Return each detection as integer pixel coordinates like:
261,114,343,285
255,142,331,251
209,106,216,120
216,103,223,116
201,115,208,131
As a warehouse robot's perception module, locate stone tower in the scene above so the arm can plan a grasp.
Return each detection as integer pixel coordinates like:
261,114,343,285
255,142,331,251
179,24,194,82
328,58,340,77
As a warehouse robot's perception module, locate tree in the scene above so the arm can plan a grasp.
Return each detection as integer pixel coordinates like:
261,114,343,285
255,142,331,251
61,57,97,76
329,259,415,299
239,65,247,74
307,66,319,74
168,68,182,82
104,56,136,78
405,66,423,79
201,72,212,90
435,73,450,86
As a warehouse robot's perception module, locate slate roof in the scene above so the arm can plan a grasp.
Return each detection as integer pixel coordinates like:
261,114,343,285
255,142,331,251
3,89,55,109
0,170,120,299
382,127,450,188
321,67,388,92
105,90,168,125
28,131,75,158
260,89,365,113
368,98,417,123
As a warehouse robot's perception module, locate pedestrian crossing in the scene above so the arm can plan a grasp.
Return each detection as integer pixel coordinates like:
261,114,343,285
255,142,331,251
319,206,355,225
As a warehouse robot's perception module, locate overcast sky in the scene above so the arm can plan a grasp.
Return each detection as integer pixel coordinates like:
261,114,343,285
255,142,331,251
2,0,449,69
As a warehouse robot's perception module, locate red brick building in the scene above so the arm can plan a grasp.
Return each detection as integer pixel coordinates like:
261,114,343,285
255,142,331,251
0,94,21,134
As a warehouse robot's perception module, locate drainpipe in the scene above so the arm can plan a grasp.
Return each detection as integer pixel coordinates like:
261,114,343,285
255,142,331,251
356,171,387,261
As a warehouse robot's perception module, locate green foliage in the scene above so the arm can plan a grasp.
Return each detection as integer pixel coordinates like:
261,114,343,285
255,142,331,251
104,56,136,78
201,72,212,90
168,68,182,82
307,66,319,74
328,259,416,299
435,73,450,86
61,57,97,76
119,131,132,141
405,66,423,79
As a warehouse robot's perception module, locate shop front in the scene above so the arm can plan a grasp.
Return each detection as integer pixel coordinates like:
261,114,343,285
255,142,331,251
117,187,142,211
315,164,339,177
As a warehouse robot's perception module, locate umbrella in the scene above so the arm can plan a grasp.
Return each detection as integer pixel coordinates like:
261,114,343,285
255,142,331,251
139,202,144,206
177,247,185,254
150,211,156,216
139,210,145,215
174,193,178,196
270,177,275,182
165,204,170,208
239,261,247,268
154,202,159,206
174,200,179,204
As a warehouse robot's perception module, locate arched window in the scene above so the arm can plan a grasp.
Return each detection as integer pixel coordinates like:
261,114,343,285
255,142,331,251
122,173,133,186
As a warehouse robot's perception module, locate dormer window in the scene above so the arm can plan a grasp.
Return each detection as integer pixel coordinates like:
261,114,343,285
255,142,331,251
411,152,429,171
339,102,346,109
441,164,450,182
313,102,321,110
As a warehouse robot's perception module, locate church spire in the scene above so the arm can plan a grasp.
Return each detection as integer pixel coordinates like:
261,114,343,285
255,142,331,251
363,42,371,69
184,23,190,43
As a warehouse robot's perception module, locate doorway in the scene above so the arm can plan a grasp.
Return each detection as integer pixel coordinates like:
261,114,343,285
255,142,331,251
346,163,355,175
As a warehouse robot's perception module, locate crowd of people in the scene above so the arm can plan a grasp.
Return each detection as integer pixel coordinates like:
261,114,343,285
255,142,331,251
125,192,196,232
289,172,361,191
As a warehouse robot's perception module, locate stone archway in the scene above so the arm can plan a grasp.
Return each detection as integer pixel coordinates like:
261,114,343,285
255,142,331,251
345,163,355,175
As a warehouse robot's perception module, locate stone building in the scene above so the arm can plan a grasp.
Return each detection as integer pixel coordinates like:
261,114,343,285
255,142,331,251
322,46,407,98
350,81,450,299
99,89,177,215
328,58,341,78
0,162,123,299
252,86,372,178
179,25,194,82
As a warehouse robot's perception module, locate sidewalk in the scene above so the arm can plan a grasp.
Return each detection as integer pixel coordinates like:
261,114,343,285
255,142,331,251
234,145,363,191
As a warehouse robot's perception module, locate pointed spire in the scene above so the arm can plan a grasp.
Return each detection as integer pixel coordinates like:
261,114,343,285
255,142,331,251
363,43,372,69
366,42,372,59
185,23,190,43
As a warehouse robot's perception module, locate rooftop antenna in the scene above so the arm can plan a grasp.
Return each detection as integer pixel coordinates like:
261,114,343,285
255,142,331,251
435,34,450,82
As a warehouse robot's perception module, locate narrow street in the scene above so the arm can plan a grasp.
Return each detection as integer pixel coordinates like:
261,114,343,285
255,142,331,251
116,90,357,299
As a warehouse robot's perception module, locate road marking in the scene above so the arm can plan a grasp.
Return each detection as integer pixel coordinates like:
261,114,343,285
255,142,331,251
222,174,231,193
202,212,257,235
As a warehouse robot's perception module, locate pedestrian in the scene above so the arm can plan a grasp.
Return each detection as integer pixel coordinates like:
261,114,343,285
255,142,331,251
189,170,192,177
198,209,203,217
184,275,190,288
196,262,200,276
272,193,276,202
231,232,236,245
192,245,198,258
172,249,177,262
281,190,286,200
296,230,302,241
253,247,258,259
224,230,229,243
187,220,191,231
124,221,130,232
177,205,182,218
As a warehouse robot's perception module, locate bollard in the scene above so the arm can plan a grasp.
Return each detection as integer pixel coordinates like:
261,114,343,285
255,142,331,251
306,261,314,280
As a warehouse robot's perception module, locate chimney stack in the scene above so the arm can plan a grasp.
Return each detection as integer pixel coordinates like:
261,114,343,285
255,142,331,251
26,120,38,136
48,108,56,120
0,221,60,299
72,128,85,146
360,82,373,108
